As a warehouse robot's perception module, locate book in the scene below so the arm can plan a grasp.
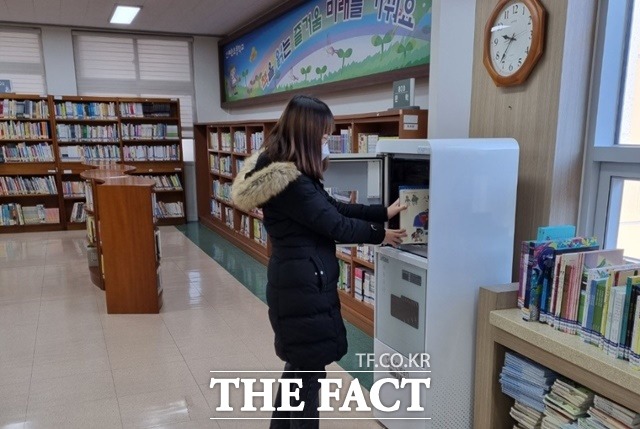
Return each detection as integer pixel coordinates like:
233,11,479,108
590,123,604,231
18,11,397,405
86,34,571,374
398,186,429,244
520,236,598,322
537,225,576,242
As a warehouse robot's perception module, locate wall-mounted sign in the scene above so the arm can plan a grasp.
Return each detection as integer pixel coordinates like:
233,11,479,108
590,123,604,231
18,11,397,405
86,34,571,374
0,79,12,93
220,0,431,106
393,77,416,108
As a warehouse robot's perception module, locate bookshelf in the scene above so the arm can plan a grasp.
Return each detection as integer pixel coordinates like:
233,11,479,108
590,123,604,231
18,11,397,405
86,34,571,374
195,120,275,265
474,284,640,428
80,164,136,290
0,94,186,233
0,94,61,231
118,98,185,226
80,164,162,313
194,110,428,334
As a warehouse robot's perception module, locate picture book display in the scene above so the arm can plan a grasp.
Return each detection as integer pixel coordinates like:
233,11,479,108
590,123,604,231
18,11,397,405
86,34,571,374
398,186,429,244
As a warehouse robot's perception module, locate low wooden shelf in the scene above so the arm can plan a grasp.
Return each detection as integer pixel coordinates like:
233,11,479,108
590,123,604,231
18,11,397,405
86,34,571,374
474,284,640,429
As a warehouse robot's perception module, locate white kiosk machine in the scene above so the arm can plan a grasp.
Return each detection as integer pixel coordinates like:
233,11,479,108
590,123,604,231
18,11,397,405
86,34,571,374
373,139,519,428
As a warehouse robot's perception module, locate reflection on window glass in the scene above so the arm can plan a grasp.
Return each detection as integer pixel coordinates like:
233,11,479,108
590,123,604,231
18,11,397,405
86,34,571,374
619,1,640,145
616,179,640,259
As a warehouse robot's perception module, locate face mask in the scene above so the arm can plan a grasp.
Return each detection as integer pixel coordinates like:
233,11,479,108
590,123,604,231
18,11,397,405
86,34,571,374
322,142,331,160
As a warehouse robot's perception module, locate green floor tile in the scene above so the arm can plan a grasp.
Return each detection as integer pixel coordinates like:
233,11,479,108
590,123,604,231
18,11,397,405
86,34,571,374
177,222,374,389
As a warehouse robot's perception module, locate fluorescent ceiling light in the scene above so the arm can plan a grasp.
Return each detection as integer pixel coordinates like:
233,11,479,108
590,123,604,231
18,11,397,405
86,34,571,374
110,5,141,24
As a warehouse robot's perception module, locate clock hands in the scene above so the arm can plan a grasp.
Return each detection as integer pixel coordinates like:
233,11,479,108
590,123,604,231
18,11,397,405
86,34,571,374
500,33,517,63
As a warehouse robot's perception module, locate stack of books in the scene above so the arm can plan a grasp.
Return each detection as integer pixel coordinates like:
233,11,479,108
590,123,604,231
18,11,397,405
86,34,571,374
500,352,557,417
541,379,593,428
580,394,640,428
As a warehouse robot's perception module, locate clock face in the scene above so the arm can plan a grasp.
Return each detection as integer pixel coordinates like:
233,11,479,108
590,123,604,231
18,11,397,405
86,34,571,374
489,1,533,77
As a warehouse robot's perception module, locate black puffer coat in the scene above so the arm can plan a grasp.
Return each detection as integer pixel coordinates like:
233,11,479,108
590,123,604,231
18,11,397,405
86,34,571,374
232,152,387,368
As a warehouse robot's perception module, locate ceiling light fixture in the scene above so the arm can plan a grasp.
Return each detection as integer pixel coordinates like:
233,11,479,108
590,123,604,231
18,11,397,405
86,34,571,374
110,5,141,25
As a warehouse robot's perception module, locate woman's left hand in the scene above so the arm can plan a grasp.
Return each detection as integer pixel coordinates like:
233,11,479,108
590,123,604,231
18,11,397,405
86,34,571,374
387,198,408,219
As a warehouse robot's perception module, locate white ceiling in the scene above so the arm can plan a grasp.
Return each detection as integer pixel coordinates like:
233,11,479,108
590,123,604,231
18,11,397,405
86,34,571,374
0,0,287,36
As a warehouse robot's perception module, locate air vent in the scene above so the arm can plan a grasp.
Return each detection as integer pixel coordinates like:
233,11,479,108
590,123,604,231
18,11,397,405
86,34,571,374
401,269,422,286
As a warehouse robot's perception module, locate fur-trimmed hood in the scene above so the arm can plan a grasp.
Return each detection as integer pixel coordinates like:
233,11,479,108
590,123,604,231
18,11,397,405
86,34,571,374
231,151,301,212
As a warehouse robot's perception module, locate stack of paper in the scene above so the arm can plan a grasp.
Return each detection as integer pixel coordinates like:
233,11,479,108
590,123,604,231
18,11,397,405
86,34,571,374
579,395,640,429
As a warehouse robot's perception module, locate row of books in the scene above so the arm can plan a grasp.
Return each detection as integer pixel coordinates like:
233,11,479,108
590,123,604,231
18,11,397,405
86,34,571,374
59,145,120,162
0,99,49,119
518,227,640,367
211,199,222,220
355,267,376,305
213,180,232,202
357,133,381,154
253,218,267,246
209,132,233,152
0,175,57,196
120,102,173,118
120,124,179,140
210,154,232,175
0,121,50,140
54,101,117,119
236,159,245,174
500,351,640,429
0,142,55,162
154,201,184,218
137,174,182,191
62,181,86,198
251,131,264,152
0,204,59,225
338,260,351,293
87,215,96,245
357,244,376,264
239,215,251,238
327,129,351,154
123,145,180,161
233,131,247,153
56,124,118,142
69,202,86,223
224,206,234,229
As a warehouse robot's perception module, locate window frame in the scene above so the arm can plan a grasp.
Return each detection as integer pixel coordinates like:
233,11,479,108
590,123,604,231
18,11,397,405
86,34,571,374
579,0,640,248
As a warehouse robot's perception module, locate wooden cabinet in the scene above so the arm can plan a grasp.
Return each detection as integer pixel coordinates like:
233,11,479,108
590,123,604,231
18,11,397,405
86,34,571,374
0,93,186,233
194,109,428,333
474,284,640,428
80,165,162,312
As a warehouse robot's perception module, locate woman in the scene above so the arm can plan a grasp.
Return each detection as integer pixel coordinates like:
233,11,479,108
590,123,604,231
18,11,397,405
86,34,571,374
232,95,407,427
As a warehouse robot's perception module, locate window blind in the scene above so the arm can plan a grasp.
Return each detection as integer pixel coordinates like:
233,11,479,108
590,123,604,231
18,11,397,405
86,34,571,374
73,32,195,137
0,28,47,94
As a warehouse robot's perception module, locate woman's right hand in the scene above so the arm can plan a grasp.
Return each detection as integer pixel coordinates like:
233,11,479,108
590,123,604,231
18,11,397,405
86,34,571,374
382,228,407,247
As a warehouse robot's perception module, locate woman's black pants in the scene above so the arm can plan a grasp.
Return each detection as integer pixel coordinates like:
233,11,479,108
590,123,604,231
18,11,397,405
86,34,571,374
269,362,326,429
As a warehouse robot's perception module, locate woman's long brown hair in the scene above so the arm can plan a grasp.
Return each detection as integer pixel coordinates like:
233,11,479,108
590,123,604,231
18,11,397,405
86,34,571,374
262,95,334,180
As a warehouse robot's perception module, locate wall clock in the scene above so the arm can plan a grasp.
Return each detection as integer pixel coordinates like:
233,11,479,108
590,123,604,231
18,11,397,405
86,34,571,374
483,0,546,86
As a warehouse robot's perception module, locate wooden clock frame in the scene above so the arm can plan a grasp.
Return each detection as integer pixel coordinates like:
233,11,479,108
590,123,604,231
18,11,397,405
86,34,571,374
483,0,546,87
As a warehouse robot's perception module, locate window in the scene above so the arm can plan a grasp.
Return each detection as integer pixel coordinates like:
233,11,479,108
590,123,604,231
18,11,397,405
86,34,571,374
73,33,196,150
0,27,47,94
581,0,640,261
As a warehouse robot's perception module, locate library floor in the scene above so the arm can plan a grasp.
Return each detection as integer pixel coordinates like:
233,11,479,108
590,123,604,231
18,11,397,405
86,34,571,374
0,224,376,429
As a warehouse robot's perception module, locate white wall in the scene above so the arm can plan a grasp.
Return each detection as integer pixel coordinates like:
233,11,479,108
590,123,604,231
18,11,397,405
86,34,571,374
427,0,476,138
41,27,78,96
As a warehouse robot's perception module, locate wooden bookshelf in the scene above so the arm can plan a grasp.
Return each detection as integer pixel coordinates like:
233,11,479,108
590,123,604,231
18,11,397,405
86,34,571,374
81,164,136,290
0,94,60,229
0,94,186,232
80,164,162,313
474,284,640,429
194,110,428,334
